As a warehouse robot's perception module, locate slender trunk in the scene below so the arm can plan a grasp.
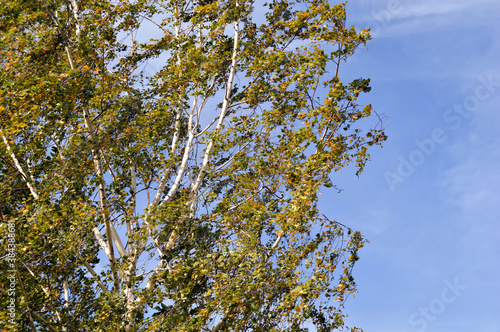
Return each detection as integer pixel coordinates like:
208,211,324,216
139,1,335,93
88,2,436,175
1,131,39,200
190,17,241,198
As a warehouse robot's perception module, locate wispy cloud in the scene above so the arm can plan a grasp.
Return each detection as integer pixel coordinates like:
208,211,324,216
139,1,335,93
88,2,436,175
393,2,469,19
441,136,500,212
351,0,500,38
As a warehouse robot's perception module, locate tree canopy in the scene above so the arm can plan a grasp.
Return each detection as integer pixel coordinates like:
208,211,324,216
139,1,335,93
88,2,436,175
0,0,386,331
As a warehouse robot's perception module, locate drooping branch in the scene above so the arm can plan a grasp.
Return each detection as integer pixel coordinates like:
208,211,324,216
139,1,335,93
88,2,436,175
15,263,55,332
1,130,39,200
51,7,123,290
82,107,120,290
1,127,112,300
73,248,109,292
29,311,59,332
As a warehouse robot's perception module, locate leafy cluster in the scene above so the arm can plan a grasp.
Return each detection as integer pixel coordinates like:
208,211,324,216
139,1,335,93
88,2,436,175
1,0,385,331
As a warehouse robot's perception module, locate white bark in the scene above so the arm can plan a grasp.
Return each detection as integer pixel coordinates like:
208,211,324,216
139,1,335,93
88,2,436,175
2,126,111,312
190,18,241,197
80,106,123,287
266,232,284,262
59,25,123,287
63,281,69,332
126,164,137,255
162,13,242,260
70,0,81,39
123,267,137,332
150,106,182,207
92,227,113,261
159,98,197,207
1,131,40,200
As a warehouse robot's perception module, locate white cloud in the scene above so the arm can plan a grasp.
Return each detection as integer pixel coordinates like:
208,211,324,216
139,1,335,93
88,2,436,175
353,0,500,38
395,1,468,19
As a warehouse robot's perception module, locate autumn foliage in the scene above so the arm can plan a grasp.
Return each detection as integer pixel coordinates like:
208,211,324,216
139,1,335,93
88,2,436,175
0,0,385,331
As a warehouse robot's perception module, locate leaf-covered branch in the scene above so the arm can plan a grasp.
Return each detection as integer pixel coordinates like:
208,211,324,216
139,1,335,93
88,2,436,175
0,0,385,330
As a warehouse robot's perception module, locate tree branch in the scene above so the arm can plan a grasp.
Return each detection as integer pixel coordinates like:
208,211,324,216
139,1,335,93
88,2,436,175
1,130,39,200
73,248,109,292
190,17,240,198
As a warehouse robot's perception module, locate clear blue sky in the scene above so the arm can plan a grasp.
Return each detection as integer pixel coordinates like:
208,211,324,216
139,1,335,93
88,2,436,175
318,1,500,331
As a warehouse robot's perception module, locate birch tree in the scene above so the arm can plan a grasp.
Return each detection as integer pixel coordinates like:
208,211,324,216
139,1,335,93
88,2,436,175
0,0,386,331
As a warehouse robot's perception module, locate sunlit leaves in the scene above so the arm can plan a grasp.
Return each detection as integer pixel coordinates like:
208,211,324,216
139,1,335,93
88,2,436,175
1,0,385,330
